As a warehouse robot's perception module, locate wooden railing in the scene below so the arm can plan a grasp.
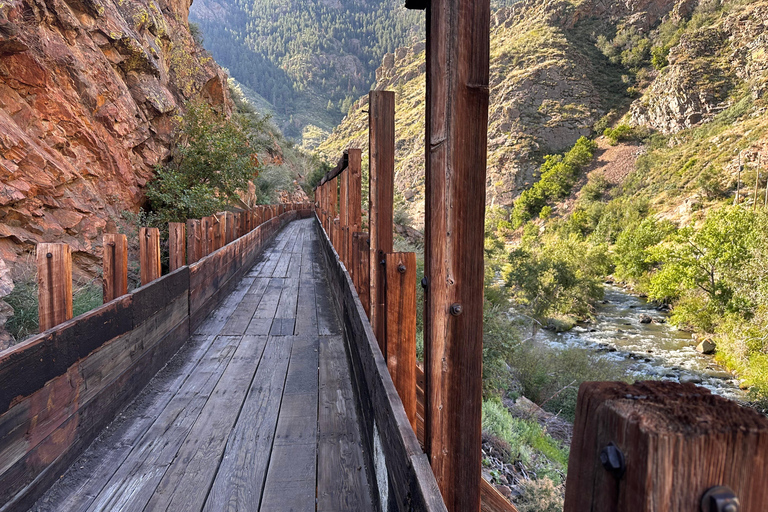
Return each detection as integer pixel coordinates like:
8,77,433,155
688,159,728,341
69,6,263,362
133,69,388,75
0,205,311,509
316,87,768,512
314,91,517,512
35,204,310,331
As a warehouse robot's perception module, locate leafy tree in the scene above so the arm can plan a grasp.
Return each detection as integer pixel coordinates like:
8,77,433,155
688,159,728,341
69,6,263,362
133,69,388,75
146,101,261,222
613,217,675,282
648,206,758,318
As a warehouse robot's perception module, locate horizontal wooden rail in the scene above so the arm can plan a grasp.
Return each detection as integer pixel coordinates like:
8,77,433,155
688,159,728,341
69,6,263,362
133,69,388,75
315,213,447,512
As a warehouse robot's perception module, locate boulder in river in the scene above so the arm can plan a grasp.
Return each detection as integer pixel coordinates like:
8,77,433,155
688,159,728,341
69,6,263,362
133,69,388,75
696,339,716,354
640,314,653,324
680,374,703,385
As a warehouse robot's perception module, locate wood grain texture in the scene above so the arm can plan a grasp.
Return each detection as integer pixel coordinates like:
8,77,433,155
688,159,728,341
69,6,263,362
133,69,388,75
368,90,395,355
37,243,73,331
564,380,768,512
102,234,128,303
357,232,371,319
214,212,227,251
424,0,490,508
340,168,349,266
313,219,447,512
169,222,186,272
139,228,161,286
385,252,417,432
186,219,203,264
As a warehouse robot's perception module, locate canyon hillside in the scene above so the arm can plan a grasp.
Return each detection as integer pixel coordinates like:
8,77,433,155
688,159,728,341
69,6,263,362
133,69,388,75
318,0,768,228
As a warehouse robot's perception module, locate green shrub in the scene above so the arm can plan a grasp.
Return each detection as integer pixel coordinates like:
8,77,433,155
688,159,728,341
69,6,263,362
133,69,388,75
515,478,564,512
511,137,598,227
603,124,634,145
539,206,553,220
580,175,609,201
651,45,670,70
482,399,569,469
146,101,262,223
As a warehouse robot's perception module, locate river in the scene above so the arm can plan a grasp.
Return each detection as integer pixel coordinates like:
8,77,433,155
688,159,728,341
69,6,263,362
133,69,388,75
524,285,746,402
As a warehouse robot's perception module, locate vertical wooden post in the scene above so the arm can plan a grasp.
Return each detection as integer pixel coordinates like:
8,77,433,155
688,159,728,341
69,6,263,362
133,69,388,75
340,168,349,265
369,90,395,355
214,212,227,249
201,216,214,256
37,243,73,331
225,212,234,243
352,232,361,292
102,234,128,302
358,232,371,318
348,149,363,284
139,227,161,286
424,0,490,508
186,219,202,264
168,222,186,272
564,381,768,512
386,252,417,432
330,176,338,238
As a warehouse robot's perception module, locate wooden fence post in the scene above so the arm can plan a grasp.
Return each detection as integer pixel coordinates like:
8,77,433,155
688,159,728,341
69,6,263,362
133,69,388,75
340,168,349,266
385,252,417,432
352,232,361,291
169,222,186,272
201,216,214,256
348,148,363,281
357,232,371,318
423,0,490,508
369,90,395,355
186,219,202,264
214,212,227,250
564,381,768,512
139,227,161,286
103,234,128,302
37,243,73,331
225,211,235,243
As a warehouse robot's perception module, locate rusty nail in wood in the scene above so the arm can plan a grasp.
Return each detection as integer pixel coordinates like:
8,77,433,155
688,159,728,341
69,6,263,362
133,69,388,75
421,276,428,289
46,253,52,258
398,264,406,274
450,303,462,316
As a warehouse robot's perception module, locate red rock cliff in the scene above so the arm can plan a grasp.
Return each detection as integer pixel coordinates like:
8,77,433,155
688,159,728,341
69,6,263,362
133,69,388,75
0,0,230,270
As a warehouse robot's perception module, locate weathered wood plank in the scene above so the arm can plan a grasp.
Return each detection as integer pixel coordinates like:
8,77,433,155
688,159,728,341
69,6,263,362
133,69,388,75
317,336,374,512
218,278,270,336
424,0,490,507
169,222,186,272
102,234,128,303
139,227,161,286
144,334,267,511
203,336,292,512
368,90,395,354
29,333,221,512
564,381,768,512
37,243,73,331
385,252,417,432
246,278,283,336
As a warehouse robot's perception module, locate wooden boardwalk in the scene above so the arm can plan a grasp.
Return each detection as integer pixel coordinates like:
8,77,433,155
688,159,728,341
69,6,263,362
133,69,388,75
31,218,375,512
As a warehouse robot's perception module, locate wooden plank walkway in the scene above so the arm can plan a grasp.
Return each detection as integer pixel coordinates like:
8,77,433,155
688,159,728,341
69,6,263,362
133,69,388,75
31,219,375,512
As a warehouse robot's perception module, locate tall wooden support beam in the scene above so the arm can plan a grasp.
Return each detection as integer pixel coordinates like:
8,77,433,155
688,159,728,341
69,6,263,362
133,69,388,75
102,234,128,303
348,148,363,282
386,252,417,432
37,243,73,331
330,176,338,236
168,222,186,272
423,0,490,509
225,212,235,243
139,227,161,286
186,219,202,264
565,381,768,512
368,91,395,354
357,232,371,319
340,169,349,265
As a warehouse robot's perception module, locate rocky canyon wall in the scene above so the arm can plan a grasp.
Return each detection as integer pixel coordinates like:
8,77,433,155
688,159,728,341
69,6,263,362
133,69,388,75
0,0,230,274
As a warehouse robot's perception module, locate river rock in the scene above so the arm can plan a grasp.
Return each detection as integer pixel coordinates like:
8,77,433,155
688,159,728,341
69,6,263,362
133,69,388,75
495,485,513,500
680,374,703,385
640,314,653,324
696,339,716,354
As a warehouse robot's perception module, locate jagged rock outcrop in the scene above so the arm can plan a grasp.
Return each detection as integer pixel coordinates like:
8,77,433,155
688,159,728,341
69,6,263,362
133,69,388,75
630,2,768,134
0,0,230,271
